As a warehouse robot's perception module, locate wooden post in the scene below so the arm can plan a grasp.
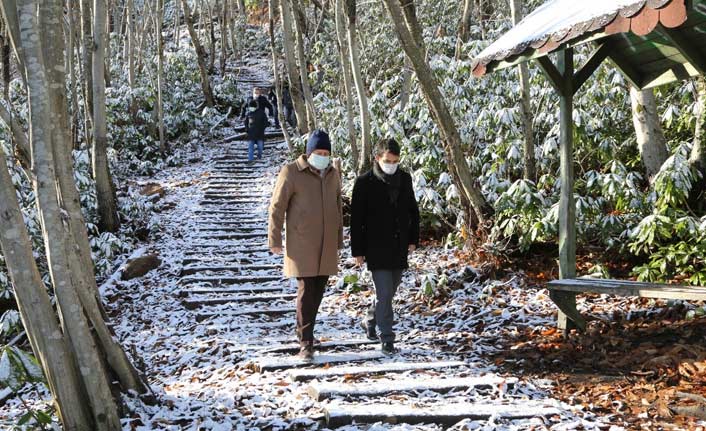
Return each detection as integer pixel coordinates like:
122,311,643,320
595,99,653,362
537,48,586,332
554,47,583,332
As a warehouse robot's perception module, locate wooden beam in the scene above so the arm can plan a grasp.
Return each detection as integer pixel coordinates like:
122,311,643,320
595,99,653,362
656,24,706,76
536,56,563,93
572,41,614,94
557,47,578,332
606,50,644,89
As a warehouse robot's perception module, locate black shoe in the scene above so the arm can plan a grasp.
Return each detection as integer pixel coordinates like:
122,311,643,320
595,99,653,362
360,320,378,341
381,342,397,355
297,344,314,361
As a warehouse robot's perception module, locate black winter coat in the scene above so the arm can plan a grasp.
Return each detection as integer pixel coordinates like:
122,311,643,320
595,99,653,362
241,95,274,118
245,108,268,140
350,167,420,270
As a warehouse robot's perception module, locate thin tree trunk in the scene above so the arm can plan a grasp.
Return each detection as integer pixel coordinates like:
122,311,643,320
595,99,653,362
92,0,120,233
455,0,472,60
220,0,228,76
181,0,215,107
104,3,112,88
67,0,80,150
383,0,492,227
630,85,669,182
399,57,413,110
80,0,94,149
0,147,93,430
334,0,358,168
279,0,308,133
207,0,216,73
291,0,317,130
0,102,29,169
173,0,181,49
345,0,371,173
155,0,166,153
268,0,294,151
510,0,536,182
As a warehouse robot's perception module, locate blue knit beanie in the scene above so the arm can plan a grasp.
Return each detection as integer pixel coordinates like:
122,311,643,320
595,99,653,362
306,130,331,156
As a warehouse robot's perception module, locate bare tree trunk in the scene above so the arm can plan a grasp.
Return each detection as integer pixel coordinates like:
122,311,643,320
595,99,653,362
0,103,29,169
67,0,81,150
0,147,93,430
173,0,181,49
220,0,228,76
80,0,94,149
510,0,536,182
345,0,371,173
9,1,123,427
155,0,166,153
268,0,294,151
279,0,309,133
399,57,412,110
454,0,472,60
334,0,358,168
291,0,317,129
207,0,216,73
93,0,121,233
382,0,492,227
181,0,215,107
630,85,669,182
104,3,112,88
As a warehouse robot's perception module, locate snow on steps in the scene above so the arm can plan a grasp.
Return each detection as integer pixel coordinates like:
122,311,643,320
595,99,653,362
323,401,561,427
249,350,387,372
182,293,296,309
308,375,518,401
289,360,466,382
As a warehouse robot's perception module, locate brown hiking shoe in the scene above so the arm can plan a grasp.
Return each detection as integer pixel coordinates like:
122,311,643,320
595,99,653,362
297,343,314,361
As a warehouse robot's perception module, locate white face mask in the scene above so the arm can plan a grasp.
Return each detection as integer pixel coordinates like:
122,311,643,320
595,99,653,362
248,107,257,112
308,154,330,170
379,160,399,175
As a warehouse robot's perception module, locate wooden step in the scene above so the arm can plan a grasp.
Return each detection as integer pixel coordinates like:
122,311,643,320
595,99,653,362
289,360,465,382
260,338,377,355
323,402,561,427
195,227,266,233
251,350,385,372
179,275,282,285
180,264,280,275
199,200,262,206
191,233,268,241
308,375,518,402
184,246,271,254
179,285,285,296
182,293,296,309
196,306,295,322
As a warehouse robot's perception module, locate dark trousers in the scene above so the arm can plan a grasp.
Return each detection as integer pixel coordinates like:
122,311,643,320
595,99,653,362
296,276,328,344
365,270,403,343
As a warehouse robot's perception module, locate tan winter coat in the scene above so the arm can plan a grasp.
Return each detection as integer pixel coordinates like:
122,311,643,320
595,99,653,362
268,154,344,277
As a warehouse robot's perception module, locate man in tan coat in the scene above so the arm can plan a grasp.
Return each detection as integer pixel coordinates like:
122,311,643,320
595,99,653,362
268,130,343,360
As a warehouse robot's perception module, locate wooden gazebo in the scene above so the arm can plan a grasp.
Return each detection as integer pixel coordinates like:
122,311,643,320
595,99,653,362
472,0,706,331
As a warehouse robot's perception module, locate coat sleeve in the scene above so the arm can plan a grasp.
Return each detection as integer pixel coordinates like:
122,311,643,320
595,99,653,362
337,171,344,250
244,114,251,133
408,173,420,247
268,166,293,249
350,176,367,257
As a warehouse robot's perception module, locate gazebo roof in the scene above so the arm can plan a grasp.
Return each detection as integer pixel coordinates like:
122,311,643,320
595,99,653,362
471,0,705,89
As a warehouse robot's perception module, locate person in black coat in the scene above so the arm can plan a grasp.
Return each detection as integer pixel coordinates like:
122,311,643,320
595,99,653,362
268,88,280,129
350,138,420,354
244,100,268,161
241,87,274,120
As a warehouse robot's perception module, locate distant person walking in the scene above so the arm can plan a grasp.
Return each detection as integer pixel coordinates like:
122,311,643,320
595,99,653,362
281,84,296,129
244,100,268,161
350,138,420,355
268,87,280,129
268,130,344,360
242,87,274,121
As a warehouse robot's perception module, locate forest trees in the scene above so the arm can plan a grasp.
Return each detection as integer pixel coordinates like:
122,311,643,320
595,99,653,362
381,0,493,227
0,1,149,428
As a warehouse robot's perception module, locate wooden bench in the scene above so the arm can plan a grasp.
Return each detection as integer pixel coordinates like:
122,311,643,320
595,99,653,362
546,278,706,331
